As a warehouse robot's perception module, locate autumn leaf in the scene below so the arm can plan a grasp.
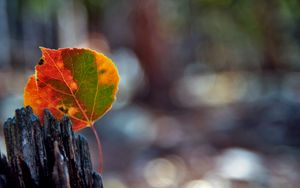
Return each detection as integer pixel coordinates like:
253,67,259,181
24,47,120,131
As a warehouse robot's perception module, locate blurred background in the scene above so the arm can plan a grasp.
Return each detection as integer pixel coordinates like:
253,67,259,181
0,0,300,187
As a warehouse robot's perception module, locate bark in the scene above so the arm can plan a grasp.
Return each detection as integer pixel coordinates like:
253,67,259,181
0,106,103,188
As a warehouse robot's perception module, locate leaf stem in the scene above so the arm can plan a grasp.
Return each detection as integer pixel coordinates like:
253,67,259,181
91,125,103,173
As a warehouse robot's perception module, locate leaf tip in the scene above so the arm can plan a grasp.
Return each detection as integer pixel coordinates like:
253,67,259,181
39,46,55,54
39,46,46,51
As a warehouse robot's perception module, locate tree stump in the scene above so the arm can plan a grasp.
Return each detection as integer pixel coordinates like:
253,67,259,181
0,106,103,188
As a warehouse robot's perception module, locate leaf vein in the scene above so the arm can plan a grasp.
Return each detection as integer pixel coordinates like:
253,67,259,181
43,50,90,124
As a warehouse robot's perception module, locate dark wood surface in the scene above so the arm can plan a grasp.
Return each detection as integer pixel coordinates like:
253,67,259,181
0,106,103,188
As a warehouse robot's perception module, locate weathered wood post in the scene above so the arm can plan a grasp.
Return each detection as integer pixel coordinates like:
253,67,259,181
0,106,103,188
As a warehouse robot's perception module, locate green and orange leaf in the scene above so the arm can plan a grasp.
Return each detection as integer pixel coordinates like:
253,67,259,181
24,47,120,131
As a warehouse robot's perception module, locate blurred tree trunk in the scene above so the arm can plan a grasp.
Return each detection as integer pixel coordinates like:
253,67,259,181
255,0,285,71
131,0,172,107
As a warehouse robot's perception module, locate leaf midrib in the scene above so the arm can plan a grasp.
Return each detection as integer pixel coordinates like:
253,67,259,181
43,50,91,125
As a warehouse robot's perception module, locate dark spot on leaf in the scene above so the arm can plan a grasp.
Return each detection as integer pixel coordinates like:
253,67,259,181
59,106,69,114
99,69,106,74
38,59,44,65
